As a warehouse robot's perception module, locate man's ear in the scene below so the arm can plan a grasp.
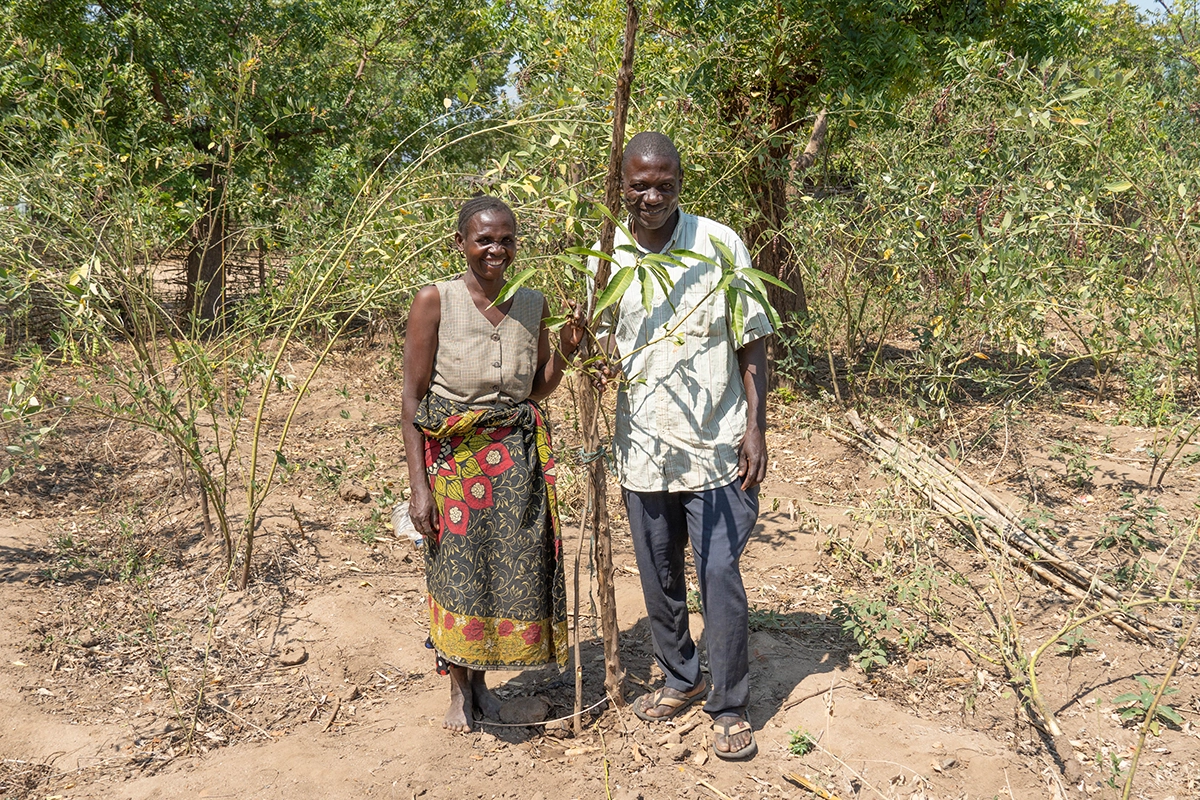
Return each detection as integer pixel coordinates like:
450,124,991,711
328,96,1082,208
453,230,465,252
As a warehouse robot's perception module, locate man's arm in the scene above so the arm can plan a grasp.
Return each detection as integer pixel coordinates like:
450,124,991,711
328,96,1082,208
736,337,767,490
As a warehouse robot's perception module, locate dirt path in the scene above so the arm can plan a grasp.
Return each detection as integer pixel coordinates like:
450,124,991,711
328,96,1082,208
0,491,1069,800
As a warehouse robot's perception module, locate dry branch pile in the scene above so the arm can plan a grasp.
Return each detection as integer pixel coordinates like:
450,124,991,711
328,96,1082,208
832,410,1153,638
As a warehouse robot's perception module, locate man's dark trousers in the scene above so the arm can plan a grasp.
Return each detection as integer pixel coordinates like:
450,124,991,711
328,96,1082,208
624,481,758,719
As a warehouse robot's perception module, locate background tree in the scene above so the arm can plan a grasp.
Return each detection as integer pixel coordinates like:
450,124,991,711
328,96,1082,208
655,0,1099,333
4,0,508,320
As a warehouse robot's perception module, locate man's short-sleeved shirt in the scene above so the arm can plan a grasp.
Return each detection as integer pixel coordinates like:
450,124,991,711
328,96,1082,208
596,211,773,493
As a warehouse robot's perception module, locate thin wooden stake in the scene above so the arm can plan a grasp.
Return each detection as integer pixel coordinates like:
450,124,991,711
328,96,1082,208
572,488,591,736
579,0,639,710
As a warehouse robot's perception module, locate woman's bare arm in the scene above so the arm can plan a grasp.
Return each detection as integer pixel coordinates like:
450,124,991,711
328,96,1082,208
529,297,584,401
401,285,441,538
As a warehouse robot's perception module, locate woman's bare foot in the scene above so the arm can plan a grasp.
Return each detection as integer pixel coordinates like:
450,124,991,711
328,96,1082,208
469,670,503,719
444,665,474,733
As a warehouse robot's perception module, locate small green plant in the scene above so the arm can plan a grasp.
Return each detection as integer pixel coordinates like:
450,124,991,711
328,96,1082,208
1123,359,1176,427
307,456,347,491
0,357,56,485
773,385,799,404
1098,493,1165,553
1103,559,1153,591
1021,509,1061,543
748,606,799,631
787,726,816,756
831,598,898,672
1112,675,1183,735
1048,440,1095,489
346,517,382,545
1055,628,1096,656
1097,750,1126,789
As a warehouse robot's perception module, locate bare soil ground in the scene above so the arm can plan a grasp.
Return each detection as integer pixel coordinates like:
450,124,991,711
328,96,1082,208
2,343,1199,800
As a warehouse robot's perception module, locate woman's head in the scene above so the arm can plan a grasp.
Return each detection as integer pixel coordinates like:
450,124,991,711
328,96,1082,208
456,195,516,237
455,196,517,285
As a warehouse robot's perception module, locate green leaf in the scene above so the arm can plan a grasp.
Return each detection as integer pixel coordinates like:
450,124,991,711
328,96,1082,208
738,267,793,292
730,282,782,332
1103,181,1134,194
1158,705,1184,725
593,266,635,318
550,254,590,273
668,248,718,267
727,287,746,343
639,266,654,315
641,252,689,269
565,246,617,264
710,237,737,268
493,266,538,306
596,204,636,244
1057,87,1092,102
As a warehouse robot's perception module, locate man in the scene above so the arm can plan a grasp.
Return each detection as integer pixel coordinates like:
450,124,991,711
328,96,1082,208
598,131,771,760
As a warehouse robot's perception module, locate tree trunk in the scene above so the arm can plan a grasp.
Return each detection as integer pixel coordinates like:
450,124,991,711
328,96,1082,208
746,99,809,324
185,164,228,322
257,236,267,292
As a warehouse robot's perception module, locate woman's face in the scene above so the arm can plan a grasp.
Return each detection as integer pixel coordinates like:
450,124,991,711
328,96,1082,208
456,209,517,284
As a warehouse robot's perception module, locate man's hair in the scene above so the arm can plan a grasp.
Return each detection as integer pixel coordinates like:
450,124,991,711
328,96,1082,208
622,132,682,176
456,195,517,236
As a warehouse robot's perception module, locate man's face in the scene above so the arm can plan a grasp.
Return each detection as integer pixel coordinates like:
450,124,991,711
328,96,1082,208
622,152,682,233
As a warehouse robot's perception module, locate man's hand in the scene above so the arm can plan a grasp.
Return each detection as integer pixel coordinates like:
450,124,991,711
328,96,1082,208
738,426,767,490
736,338,768,491
593,357,623,394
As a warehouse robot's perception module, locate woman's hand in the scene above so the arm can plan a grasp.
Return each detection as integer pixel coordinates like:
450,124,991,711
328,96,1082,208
559,299,587,359
408,482,439,539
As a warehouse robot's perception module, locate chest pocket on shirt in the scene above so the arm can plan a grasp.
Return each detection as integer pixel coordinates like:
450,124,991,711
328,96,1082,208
669,263,722,342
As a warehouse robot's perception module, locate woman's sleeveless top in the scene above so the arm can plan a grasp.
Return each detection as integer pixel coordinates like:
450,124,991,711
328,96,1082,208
429,279,543,407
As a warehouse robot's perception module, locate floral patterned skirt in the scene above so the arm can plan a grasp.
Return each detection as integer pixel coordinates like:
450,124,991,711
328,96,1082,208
415,393,568,670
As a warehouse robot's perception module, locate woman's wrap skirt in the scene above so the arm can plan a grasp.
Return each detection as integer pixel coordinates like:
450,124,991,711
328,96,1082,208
415,392,568,670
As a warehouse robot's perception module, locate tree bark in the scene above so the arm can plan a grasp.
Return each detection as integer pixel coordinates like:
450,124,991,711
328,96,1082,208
745,99,811,324
184,164,229,322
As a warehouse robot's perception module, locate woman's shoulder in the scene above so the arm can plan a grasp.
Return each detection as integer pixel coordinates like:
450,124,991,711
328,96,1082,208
413,283,442,305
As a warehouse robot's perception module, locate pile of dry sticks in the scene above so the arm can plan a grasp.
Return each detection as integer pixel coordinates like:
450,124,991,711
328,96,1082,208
831,410,1157,639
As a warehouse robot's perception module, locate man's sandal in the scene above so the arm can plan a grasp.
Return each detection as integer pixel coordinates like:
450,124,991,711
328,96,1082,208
712,715,757,761
632,680,708,722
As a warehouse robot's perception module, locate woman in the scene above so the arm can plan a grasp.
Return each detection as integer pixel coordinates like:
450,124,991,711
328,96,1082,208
401,196,583,732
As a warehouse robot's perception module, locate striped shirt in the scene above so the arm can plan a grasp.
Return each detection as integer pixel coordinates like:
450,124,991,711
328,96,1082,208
596,212,772,493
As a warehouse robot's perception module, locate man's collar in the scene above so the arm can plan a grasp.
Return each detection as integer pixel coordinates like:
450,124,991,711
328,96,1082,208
625,209,690,255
